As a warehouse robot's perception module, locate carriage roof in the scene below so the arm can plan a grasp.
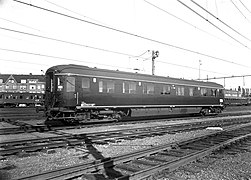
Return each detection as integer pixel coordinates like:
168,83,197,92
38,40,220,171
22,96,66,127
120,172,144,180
47,64,224,89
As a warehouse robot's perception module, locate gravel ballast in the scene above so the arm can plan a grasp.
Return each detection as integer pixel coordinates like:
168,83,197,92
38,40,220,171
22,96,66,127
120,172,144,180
1,122,251,179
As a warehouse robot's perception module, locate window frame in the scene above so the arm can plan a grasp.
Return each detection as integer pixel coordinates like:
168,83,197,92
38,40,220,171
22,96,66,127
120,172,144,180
161,85,171,95
176,86,185,96
123,81,136,94
99,79,115,93
66,76,76,92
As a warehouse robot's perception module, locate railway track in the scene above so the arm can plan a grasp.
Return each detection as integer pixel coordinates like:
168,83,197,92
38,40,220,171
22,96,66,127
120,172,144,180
16,122,251,180
1,108,251,135
1,115,251,156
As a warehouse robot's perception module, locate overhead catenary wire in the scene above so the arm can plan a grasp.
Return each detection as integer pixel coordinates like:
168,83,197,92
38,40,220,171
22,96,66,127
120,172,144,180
190,0,251,43
0,58,49,66
144,0,236,47
130,50,151,58
156,60,228,75
198,74,251,80
0,48,139,71
2,25,251,69
0,47,226,75
0,26,149,60
44,0,109,26
0,56,134,71
239,0,251,14
0,17,41,32
176,0,250,49
8,0,251,69
230,0,251,22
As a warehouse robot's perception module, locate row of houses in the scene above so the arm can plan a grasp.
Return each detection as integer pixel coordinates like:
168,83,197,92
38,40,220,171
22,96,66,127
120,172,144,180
0,74,45,93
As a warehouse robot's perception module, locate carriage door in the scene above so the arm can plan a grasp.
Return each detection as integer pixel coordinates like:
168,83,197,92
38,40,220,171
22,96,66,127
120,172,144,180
66,76,77,106
45,72,55,108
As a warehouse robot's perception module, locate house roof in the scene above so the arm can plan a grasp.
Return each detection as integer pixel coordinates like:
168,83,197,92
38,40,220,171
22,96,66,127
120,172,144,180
0,74,45,83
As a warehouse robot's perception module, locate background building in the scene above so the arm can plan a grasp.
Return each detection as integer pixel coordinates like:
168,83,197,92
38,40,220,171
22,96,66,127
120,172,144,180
0,74,45,107
0,74,45,93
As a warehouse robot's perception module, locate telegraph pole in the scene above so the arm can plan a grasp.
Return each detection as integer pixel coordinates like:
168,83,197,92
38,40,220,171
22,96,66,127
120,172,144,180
152,50,159,75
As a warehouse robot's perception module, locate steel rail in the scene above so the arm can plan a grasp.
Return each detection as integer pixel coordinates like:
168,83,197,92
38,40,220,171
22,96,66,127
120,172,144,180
1,116,251,156
17,122,251,180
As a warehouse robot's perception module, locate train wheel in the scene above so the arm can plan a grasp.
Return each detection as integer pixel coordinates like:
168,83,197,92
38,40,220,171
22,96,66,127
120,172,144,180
200,108,210,116
214,107,222,114
112,113,122,121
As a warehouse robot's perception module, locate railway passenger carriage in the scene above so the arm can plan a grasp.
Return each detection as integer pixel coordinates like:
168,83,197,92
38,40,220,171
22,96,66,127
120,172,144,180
0,92,44,107
223,89,251,106
45,64,224,125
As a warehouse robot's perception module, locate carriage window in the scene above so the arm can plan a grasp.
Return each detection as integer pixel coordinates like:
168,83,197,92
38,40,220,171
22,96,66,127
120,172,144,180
0,94,3,99
210,89,216,96
176,86,184,96
201,88,207,96
107,81,114,93
162,85,171,95
123,82,136,94
20,95,23,99
66,77,75,92
82,77,90,89
219,89,224,96
143,83,154,94
129,82,136,94
99,81,103,92
189,88,194,96
99,79,114,93
57,77,64,91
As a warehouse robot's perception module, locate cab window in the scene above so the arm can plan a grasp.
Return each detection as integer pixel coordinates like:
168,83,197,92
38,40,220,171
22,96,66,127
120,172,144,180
57,76,64,91
66,77,75,92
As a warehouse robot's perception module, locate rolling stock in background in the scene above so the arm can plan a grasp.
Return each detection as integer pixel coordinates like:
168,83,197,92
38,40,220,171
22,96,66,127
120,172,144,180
224,89,251,106
0,92,44,107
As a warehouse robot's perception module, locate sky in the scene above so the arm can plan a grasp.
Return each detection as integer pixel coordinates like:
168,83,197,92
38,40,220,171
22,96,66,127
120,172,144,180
0,0,251,90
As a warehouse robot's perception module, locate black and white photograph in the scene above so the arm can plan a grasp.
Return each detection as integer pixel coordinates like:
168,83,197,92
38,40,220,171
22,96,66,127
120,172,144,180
1,0,251,179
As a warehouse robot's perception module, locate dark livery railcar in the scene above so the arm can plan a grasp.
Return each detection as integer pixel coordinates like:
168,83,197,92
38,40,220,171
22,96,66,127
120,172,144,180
45,64,224,124
224,89,250,106
0,92,44,107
